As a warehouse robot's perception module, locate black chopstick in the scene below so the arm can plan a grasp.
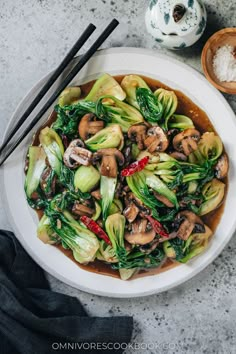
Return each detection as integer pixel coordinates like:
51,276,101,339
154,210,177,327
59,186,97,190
0,19,119,166
0,23,96,155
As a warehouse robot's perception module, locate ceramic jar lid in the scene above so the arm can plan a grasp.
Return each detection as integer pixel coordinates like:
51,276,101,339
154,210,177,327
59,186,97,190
145,0,207,49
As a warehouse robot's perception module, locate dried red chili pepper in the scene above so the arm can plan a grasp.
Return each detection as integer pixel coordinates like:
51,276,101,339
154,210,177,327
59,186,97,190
80,216,111,245
145,214,169,238
121,156,149,177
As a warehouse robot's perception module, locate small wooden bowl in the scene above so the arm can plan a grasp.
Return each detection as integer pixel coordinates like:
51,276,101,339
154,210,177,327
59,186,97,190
201,28,236,94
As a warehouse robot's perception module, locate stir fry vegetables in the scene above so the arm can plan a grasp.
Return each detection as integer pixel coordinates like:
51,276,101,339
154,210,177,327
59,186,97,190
25,73,229,280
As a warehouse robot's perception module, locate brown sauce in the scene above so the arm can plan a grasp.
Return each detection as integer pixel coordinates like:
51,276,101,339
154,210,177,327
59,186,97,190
33,74,227,279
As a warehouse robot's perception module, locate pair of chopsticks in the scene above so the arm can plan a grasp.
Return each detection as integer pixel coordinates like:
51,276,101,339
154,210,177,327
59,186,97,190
0,19,119,166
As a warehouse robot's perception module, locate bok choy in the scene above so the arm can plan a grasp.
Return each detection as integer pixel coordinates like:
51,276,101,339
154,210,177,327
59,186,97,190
154,88,178,130
96,95,144,132
39,127,64,176
85,124,124,151
74,165,100,193
136,88,163,124
45,201,99,264
199,179,225,216
121,74,151,108
163,225,212,263
144,170,179,208
100,176,117,220
58,86,81,107
105,213,127,260
168,114,194,130
85,73,126,101
25,146,46,198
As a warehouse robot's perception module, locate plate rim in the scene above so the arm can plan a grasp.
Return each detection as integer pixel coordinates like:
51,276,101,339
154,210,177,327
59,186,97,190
1,47,236,298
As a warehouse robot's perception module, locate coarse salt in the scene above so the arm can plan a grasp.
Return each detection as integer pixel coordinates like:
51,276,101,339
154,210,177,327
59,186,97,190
212,45,236,82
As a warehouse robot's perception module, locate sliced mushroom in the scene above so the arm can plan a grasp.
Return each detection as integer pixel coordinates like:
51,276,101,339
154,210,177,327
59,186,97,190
173,128,200,156
144,126,169,153
169,151,187,161
91,189,102,200
78,113,104,140
123,191,151,215
72,201,94,217
125,218,156,245
63,139,92,169
93,148,124,178
153,191,174,208
128,124,147,150
132,219,148,233
123,193,140,223
215,153,229,179
125,229,155,245
173,210,205,240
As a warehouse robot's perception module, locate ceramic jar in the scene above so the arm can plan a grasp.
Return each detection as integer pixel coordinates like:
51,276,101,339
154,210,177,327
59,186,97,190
145,0,207,49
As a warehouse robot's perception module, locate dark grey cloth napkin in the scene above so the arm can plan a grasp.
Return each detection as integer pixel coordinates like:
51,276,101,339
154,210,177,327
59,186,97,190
0,230,133,354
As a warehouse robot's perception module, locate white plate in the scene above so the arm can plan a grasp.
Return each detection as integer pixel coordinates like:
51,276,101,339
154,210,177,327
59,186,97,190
1,48,236,298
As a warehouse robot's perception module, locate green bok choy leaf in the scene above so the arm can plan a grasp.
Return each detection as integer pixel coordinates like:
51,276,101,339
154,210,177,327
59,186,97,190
136,88,163,124
96,95,144,132
25,146,46,198
85,73,126,102
100,175,117,220
37,214,58,244
120,74,151,108
144,170,179,208
85,124,124,151
58,86,81,107
189,132,223,165
126,170,160,219
112,247,165,270
163,225,212,263
96,240,118,263
105,213,127,260
199,178,225,216
154,88,178,130
45,202,99,264
39,127,64,176
168,114,194,130
74,165,100,193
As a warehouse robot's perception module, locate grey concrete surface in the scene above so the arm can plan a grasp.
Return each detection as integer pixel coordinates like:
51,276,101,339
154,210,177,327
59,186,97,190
0,1,236,353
